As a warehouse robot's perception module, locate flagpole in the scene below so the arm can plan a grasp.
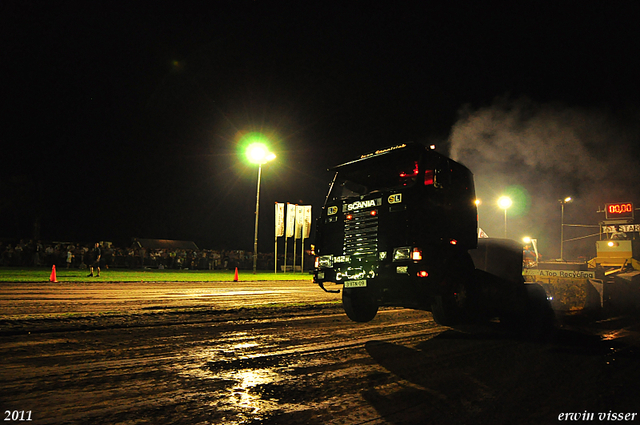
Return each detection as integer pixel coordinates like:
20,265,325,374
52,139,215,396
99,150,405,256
274,202,278,274
293,236,297,272
301,232,305,273
284,237,288,272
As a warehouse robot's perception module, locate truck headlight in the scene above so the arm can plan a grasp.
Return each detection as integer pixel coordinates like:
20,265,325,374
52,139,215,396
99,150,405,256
393,247,411,261
317,255,333,268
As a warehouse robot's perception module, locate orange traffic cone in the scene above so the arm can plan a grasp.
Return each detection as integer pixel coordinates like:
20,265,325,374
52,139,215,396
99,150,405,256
49,265,58,283
233,267,239,282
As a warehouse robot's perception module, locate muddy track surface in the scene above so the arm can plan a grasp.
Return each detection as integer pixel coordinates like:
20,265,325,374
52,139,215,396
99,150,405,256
2,282,640,424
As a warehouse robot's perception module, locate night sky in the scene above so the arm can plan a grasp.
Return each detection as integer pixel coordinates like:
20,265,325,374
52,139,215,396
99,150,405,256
3,2,640,258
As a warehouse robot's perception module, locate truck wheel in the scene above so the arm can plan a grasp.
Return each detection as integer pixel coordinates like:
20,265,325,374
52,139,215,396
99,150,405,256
342,287,378,322
431,252,476,326
431,287,465,326
500,284,555,337
524,283,556,337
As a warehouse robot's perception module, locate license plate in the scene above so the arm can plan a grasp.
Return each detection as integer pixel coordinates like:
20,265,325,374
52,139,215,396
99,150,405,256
344,279,367,288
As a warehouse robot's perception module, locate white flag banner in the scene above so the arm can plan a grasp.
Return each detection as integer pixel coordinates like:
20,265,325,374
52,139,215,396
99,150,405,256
295,205,304,239
303,205,312,239
275,203,285,237
285,203,296,238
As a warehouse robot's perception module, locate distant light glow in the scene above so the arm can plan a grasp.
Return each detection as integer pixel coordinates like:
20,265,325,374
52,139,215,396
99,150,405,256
171,60,183,72
497,196,512,210
246,143,276,165
238,132,277,166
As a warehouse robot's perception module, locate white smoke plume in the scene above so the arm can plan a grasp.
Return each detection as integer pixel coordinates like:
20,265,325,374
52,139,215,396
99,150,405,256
449,97,640,259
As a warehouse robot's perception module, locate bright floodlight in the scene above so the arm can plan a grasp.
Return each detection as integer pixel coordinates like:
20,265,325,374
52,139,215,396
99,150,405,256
246,143,276,165
523,236,531,244
497,196,512,209
560,196,573,260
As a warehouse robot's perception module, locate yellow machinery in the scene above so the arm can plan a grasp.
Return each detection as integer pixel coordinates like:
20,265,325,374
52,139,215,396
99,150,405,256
525,202,639,315
589,240,634,268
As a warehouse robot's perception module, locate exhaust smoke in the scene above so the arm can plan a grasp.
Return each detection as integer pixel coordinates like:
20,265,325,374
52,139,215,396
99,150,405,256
448,97,640,259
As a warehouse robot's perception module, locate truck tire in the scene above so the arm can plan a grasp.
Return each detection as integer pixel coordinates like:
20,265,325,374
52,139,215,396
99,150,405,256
500,283,555,337
431,252,476,326
431,293,462,326
342,287,378,322
524,283,556,337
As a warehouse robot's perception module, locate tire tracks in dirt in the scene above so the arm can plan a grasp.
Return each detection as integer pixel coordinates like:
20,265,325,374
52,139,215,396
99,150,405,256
1,305,447,424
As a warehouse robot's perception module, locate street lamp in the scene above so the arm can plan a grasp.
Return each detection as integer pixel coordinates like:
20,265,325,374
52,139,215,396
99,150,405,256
559,196,572,261
246,142,276,274
497,196,512,238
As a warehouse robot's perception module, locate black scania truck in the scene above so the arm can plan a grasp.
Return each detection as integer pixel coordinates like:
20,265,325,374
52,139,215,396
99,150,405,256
313,143,551,328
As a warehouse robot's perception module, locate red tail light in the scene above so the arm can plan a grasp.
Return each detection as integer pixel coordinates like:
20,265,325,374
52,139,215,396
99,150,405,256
424,170,434,185
399,161,419,178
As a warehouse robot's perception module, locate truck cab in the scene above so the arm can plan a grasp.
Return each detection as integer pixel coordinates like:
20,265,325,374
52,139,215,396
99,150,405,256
314,143,479,324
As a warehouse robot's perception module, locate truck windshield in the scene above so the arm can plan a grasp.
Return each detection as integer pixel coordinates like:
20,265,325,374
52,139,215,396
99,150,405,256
328,151,420,201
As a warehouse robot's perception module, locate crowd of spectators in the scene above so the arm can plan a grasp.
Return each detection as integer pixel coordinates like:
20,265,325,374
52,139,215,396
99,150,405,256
0,239,308,271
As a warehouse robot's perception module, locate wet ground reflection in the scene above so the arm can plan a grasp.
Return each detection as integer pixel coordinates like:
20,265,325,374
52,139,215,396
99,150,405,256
175,330,290,421
230,369,281,411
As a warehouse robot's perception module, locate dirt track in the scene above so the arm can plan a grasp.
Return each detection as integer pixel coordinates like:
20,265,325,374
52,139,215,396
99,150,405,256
2,281,640,424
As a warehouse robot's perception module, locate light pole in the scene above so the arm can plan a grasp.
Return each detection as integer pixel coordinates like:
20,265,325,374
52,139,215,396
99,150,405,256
474,199,481,235
246,142,276,274
497,196,512,238
559,196,572,261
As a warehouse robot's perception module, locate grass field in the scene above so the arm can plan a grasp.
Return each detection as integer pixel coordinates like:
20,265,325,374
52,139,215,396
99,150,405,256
0,267,314,283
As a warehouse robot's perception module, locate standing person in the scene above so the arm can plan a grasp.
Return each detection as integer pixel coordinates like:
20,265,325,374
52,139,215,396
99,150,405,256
34,240,43,266
88,243,101,277
66,246,74,269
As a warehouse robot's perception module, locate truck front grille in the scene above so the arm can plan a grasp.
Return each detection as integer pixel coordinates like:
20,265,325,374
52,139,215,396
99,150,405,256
344,210,378,255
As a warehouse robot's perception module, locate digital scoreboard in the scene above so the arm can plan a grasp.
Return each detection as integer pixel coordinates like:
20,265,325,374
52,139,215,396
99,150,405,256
605,202,634,220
